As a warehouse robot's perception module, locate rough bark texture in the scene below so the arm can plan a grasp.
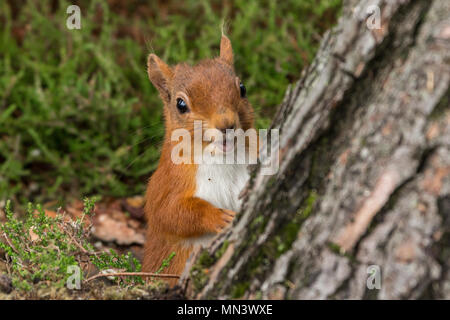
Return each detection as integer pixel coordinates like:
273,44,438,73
182,0,450,299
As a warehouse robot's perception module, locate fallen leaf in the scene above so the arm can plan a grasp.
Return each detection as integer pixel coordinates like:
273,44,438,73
29,226,39,242
93,214,145,245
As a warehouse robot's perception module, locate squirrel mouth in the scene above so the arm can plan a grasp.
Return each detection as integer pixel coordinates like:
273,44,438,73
215,138,234,153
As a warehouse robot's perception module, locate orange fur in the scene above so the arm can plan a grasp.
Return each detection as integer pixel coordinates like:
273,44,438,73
143,35,254,286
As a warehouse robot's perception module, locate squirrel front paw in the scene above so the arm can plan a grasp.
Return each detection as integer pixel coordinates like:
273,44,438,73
209,209,236,233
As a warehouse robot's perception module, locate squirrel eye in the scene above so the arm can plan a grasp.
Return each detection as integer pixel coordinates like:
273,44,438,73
239,82,246,98
176,98,189,114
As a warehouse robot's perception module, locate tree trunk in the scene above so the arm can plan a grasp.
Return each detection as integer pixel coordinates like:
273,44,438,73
182,0,450,299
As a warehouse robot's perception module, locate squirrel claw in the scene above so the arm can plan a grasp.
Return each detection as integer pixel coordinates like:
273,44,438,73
214,209,236,232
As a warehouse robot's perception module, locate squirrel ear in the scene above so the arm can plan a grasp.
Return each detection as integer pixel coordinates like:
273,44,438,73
147,54,173,102
220,35,233,66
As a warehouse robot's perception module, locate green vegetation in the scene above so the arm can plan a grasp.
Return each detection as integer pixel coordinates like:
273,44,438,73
0,197,142,292
156,251,176,274
189,248,217,293
231,281,250,299
0,0,341,206
215,240,230,259
225,190,318,298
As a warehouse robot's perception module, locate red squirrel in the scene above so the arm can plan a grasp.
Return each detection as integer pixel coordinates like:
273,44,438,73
143,35,255,284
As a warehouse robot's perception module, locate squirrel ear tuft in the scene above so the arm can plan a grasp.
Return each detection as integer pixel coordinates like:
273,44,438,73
220,35,233,66
147,54,173,102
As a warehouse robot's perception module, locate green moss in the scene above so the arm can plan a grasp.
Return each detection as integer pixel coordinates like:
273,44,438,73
266,177,277,189
233,189,319,295
247,251,266,277
244,214,270,249
190,266,209,294
327,242,342,255
214,240,230,260
274,190,318,256
231,281,250,299
309,136,333,188
275,222,298,254
253,291,263,299
191,188,319,297
327,242,357,262
298,190,318,219
429,88,450,120
251,215,265,227
189,249,215,293
197,250,215,267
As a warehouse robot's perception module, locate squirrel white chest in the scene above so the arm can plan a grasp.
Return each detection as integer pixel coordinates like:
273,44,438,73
194,163,249,212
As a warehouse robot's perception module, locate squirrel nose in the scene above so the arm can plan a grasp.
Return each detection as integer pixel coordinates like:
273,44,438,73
217,124,235,134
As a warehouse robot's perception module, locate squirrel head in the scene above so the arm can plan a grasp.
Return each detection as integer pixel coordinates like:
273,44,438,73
147,35,254,138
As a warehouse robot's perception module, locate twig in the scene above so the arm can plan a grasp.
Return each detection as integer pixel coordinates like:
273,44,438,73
2,233,19,255
66,229,91,254
61,222,100,257
1,257,11,276
85,272,180,282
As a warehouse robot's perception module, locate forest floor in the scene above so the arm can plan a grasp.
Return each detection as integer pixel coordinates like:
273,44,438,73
0,196,186,299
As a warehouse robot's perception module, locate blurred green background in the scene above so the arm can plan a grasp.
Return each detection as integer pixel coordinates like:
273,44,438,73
0,0,341,206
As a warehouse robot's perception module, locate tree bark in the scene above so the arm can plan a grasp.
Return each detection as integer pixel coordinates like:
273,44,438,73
182,0,450,299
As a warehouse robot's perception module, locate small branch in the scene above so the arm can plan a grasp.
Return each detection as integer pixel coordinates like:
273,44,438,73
60,222,100,257
85,272,180,282
2,233,19,255
66,230,91,255
1,257,11,276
